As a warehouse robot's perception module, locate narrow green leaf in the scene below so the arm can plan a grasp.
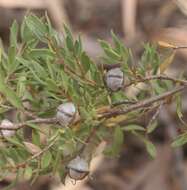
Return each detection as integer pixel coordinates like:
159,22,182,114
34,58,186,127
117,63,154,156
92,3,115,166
74,36,82,56
99,40,121,60
111,31,122,51
8,46,16,65
145,141,156,158
64,25,73,41
25,15,48,42
147,122,158,134
17,76,26,97
99,40,110,49
0,78,23,109
24,167,32,180
114,126,124,146
104,126,124,156
10,20,18,47
5,137,24,148
171,133,187,147
122,124,145,132
29,49,55,59
81,52,90,73
60,70,69,92
52,150,61,174
21,17,34,42
104,48,121,60
66,36,74,51
32,129,40,146
41,151,52,169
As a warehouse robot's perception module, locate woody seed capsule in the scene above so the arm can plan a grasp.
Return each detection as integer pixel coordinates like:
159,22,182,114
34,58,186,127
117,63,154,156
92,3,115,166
0,119,15,137
105,67,124,91
67,156,89,180
56,102,76,127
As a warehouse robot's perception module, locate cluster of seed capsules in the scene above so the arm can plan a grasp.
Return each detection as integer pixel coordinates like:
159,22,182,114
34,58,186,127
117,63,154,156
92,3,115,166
56,67,124,180
0,67,124,181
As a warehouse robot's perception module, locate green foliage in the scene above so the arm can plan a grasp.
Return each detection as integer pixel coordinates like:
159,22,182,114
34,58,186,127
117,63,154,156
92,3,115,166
145,140,157,158
172,133,187,147
104,126,124,156
0,13,185,185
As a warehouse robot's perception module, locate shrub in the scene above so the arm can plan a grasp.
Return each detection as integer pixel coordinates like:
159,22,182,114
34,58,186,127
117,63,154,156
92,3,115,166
0,14,186,184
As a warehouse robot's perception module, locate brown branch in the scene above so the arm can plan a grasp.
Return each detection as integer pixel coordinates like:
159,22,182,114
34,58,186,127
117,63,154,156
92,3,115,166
101,85,186,118
112,100,137,107
0,117,57,131
147,102,163,129
123,75,187,88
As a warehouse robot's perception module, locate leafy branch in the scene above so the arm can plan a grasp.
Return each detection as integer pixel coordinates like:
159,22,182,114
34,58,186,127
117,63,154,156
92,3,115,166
101,85,186,118
0,14,186,184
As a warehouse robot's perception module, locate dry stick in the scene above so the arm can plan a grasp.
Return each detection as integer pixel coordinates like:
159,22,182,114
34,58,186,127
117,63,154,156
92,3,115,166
147,102,163,129
112,100,137,107
113,74,187,106
123,75,187,88
101,85,186,118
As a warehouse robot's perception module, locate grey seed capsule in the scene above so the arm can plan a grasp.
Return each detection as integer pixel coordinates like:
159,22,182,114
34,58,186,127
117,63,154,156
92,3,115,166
0,119,15,137
56,102,76,127
67,156,89,180
105,67,124,91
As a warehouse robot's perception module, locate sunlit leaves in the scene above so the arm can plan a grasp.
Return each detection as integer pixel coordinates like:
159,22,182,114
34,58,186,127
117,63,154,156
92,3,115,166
140,43,160,75
25,14,48,42
99,40,121,61
0,77,23,109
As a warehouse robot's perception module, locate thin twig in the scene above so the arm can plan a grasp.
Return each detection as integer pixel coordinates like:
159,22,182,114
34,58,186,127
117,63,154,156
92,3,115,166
101,85,186,118
147,102,163,128
4,132,59,170
123,75,187,89
112,100,137,107
0,117,58,130
59,59,96,86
